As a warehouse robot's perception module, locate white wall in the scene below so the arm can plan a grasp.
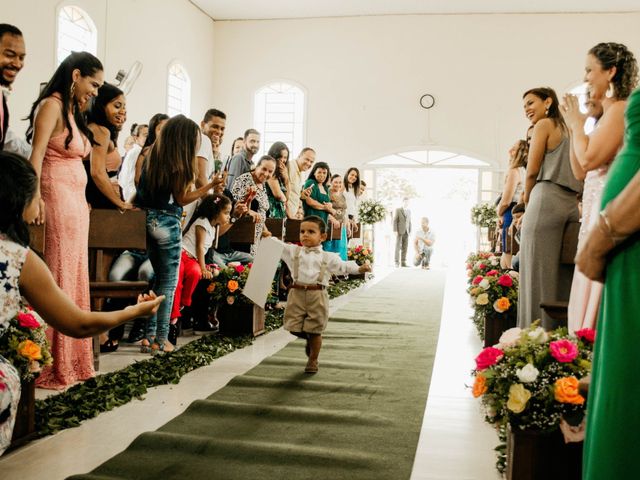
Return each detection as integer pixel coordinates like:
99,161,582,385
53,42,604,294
3,0,215,140
211,13,640,170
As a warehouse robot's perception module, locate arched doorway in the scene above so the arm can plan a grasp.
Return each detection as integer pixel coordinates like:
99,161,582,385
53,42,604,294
362,149,492,268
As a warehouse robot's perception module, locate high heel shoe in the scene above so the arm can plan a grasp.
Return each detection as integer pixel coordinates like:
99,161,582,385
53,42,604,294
168,321,179,346
100,339,119,353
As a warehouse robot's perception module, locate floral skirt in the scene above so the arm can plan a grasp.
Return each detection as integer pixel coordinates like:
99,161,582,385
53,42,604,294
0,355,21,456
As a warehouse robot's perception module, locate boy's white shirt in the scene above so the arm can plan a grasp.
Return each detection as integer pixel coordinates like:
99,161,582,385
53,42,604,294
275,239,361,286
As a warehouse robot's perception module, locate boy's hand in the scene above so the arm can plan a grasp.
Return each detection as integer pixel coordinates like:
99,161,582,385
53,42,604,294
358,263,372,273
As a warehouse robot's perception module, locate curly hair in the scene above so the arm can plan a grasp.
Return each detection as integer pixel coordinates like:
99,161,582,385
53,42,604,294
510,140,528,169
589,42,639,100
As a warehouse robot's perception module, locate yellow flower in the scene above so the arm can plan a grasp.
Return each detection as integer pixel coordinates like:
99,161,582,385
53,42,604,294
507,383,531,413
227,280,239,292
476,293,489,305
18,340,42,361
554,377,585,405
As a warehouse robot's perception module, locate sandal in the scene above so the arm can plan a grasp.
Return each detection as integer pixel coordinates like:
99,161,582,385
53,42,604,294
140,339,151,353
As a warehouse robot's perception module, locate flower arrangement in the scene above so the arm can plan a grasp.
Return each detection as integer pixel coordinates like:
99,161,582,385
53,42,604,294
0,306,53,382
347,245,373,265
207,263,253,305
467,269,519,319
471,202,498,230
471,323,594,432
358,199,386,225
465,251,502,286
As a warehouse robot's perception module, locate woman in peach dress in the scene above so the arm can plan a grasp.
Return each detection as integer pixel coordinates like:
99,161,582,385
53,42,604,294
26,51,104,389
562,43,638,333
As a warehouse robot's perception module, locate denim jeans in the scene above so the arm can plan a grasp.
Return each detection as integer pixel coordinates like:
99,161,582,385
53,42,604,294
108,250,155,283
413,246,433,267
145,209,182,344
206,249,253,267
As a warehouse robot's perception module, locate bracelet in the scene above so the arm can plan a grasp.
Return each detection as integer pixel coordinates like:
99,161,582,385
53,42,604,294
599,210,628,246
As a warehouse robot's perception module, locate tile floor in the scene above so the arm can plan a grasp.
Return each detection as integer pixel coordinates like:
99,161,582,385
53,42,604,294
1,266,500,480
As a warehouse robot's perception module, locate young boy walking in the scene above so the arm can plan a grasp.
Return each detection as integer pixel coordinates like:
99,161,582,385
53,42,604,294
277,215,371,373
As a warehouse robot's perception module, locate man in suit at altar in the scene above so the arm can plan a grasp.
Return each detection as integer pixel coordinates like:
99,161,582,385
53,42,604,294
393,197,412,267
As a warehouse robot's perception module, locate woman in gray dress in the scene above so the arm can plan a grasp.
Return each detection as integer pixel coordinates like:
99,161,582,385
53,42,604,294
517,87,582,329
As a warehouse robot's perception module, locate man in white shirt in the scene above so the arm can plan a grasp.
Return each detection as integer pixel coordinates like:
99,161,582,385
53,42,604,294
0,24,30,158
287,147,316,218
183,109,227,229
414,217,435,269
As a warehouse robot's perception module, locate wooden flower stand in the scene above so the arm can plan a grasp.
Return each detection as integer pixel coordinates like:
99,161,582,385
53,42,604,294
9,379,36,450
507,425,582,480
483,311,516,347
216,302,265,338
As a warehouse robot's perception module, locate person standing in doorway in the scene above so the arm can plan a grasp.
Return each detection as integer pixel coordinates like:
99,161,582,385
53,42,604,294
393,198,412,267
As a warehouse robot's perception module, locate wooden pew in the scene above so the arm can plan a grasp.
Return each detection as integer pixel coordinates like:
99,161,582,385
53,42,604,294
265,217,285,240
350,222,362,239
88,209,149,370
284,218,302,243
540,221,580,325
227,216,257,245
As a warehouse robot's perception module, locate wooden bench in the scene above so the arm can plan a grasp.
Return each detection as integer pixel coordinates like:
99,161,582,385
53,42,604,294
28,224,45,256
227,216,257,245
265,217,285,240
284,218,302,243
540,221,580,325
88,209,149,370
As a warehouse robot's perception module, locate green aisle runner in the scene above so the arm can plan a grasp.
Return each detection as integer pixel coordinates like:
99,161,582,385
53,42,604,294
69,269,445,480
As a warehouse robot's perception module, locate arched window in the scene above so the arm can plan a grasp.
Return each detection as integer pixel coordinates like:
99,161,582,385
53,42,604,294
56,5,97,65
253,82,305,157
167,63,191,117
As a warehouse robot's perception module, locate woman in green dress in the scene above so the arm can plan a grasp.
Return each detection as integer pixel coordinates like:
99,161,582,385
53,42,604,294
576,85,640,479
302,161,337,225
265,141,290,219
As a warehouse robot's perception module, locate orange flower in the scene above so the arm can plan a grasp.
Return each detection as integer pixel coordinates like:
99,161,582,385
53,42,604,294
18,340,42,361
472,373,487,398
206,283,216,293
227,280,239,292
554,376,585,405
493,297,511,313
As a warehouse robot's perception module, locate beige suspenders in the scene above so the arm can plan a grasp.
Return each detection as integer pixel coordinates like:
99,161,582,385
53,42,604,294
293,247,328,286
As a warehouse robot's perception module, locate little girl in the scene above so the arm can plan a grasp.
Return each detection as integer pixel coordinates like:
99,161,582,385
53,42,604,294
0,151,162,455
170,194,231,324
135,115,218,354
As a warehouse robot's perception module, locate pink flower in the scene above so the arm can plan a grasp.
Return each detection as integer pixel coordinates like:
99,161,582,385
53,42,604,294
17,312,40,329
575,328,596,343
475,347,504,371
478,263,486,269
235,265,245,274
497,274,513,287
550,340,579,363
247,263,253,268
466,263,472,270
355,246,363,253
486,269,499,276
472,275,484,285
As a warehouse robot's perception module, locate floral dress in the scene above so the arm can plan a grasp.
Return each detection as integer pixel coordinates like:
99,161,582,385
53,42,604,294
0,235,28,455
231,172,270,256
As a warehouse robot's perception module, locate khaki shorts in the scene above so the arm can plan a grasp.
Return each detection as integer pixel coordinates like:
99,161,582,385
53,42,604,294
284,288,329,335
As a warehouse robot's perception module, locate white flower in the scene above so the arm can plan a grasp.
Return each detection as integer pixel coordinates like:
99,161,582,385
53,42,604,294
516,364,539,383
475,293,489,305
479,279,490,290
528,326,548,344
497,327,522,348
508,271,520,279
490,257,499,266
